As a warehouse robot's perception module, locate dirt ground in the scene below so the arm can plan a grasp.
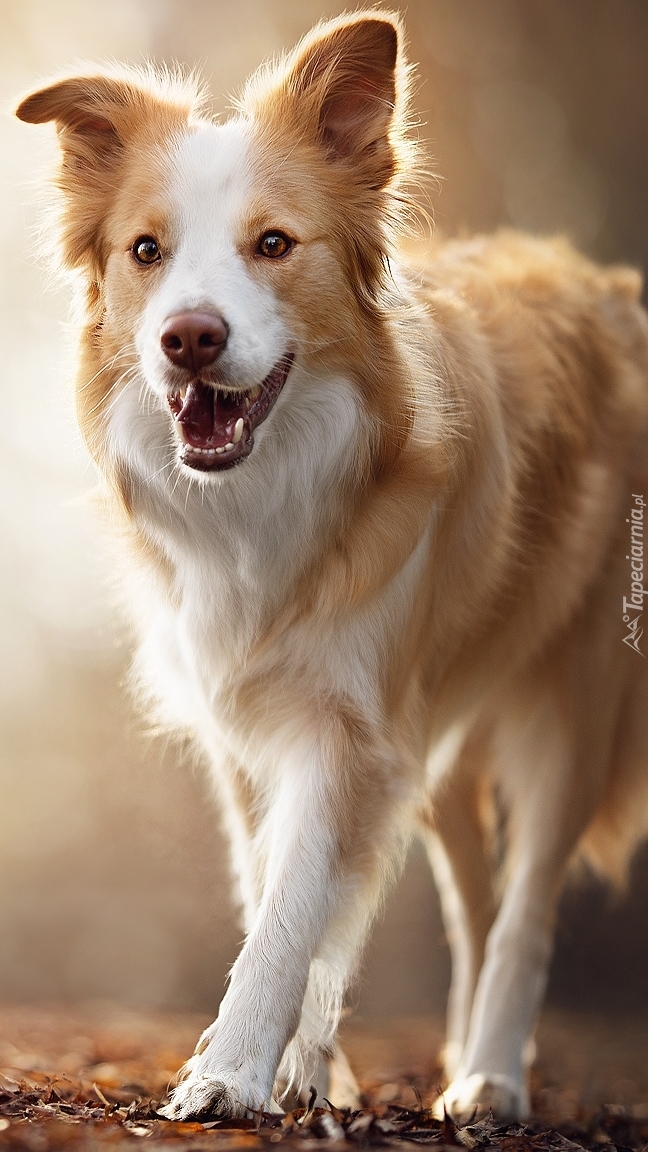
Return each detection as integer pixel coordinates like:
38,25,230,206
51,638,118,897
1,1004,648,1149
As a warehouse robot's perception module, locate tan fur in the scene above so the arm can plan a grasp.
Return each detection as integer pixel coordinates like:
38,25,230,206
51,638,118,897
15,9,648,1122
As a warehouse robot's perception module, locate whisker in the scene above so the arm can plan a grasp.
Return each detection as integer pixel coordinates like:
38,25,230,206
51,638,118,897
170,465,185,500
94,367,141,417
77,343,137,393
144,458,176,485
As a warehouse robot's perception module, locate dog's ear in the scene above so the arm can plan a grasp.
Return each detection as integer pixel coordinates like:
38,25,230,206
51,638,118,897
16,75,130,133
290,15,399,161
15,71,200,272
245,13,408,190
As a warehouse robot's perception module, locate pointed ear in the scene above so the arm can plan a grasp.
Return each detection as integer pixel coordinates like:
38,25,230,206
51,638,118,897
15,70,202,271
16,75,127,131
246,13,406,189
14,75,164,178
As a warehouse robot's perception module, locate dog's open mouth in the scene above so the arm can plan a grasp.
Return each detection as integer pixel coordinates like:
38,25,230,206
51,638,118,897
167,354,294,472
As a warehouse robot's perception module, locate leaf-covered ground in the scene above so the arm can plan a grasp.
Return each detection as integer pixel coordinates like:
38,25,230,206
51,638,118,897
1,1005,648,1150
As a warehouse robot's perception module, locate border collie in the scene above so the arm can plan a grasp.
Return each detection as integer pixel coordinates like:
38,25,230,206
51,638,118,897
16,10,648,1121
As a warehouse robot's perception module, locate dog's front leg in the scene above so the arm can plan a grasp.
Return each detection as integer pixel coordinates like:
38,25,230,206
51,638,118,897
162,720,397,1121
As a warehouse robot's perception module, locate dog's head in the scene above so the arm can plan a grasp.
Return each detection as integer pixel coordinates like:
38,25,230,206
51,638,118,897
16,13,417,485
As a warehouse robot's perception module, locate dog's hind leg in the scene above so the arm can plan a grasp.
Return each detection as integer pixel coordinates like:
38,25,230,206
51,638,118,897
435,639,623,1122
419,723,497,1081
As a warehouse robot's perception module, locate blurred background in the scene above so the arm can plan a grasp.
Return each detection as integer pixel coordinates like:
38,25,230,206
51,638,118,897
2,0,648,1029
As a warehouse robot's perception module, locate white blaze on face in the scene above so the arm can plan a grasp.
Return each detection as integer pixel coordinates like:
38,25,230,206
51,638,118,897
137,119,291,401
104,112,363,511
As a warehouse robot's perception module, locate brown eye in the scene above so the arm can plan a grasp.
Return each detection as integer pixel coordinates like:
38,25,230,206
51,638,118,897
257,231,293,259
132,236,161,264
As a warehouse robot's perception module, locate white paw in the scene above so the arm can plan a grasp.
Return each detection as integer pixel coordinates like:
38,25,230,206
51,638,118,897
160,1044,278,1120
433,1073,529,1123
160,1073,250,1120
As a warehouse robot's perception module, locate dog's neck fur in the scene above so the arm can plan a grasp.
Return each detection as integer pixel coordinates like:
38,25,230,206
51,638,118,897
85,266,463,754
95,264,450,624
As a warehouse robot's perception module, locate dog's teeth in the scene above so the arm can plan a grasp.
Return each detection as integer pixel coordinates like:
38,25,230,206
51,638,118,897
224,442,234,451
233,418,244,444
216,446,225,454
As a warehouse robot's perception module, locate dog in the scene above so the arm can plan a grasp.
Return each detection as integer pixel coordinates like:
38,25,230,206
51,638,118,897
16,9,648,1122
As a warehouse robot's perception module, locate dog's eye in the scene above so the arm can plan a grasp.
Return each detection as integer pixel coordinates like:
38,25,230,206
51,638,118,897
132,236,161,265
257,231,293,259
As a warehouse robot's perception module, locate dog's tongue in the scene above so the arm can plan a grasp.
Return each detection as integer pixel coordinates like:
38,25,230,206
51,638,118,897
175,381,245,448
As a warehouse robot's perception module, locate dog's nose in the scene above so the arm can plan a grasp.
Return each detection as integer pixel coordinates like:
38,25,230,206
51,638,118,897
160,311,229,372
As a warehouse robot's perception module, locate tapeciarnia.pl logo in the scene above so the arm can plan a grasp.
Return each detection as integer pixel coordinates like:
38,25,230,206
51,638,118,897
622,494,646,656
